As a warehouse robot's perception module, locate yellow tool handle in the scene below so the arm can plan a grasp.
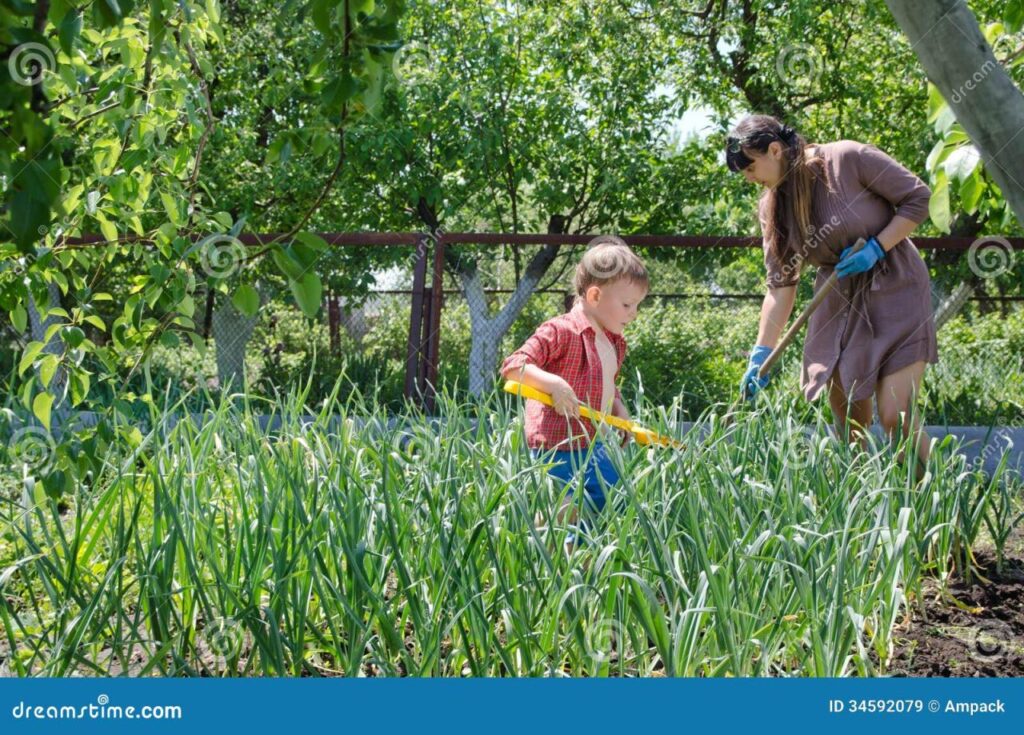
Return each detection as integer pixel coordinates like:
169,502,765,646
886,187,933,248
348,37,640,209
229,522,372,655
502,380,682,449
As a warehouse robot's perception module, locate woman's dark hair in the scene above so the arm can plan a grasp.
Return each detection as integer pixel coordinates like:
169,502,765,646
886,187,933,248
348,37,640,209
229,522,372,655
726,114,825,267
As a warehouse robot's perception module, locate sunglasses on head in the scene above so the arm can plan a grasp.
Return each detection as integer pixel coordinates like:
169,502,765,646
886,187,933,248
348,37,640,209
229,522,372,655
725,129,790,172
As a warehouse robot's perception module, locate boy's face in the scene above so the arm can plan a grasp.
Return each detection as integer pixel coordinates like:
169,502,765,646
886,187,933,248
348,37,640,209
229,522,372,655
584,279,648,335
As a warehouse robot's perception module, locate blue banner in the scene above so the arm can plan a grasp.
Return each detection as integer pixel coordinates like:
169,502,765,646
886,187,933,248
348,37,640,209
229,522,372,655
2,678,1022,734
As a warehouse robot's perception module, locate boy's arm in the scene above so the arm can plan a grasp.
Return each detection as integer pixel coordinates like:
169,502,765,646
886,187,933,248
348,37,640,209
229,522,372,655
499,321,579,418
610,394,631,445
501,363,580,419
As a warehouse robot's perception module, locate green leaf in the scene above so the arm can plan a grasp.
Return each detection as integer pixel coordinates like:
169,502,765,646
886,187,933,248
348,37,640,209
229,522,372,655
351,0,375,16
272,246,308,281
926,83,946,123
83,314,106,331
97,215,119,244
232,284,261,316
58,10,83,56
294,232,329,252
1005,0,1024,33
33,392,54,431
943,145,981,183
205,0,221,24
959,170,984,214
10,305,27,333
95,0,124,27
925,139,950,174
929,171,951,233
289,272,323,317
9,191,50,252
160,191,184,226
62,326,86,349
933,105,956,135
39,354,59,388
322,71,364,114
19,342,45,377
159,330,180,348
311,0,335,35
42,470,69,499
70,370,90,406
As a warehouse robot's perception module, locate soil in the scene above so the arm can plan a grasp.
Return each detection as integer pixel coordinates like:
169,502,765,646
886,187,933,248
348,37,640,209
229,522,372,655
886,527,1024,677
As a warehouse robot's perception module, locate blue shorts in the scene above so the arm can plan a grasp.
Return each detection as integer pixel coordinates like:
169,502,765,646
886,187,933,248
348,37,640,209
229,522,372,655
533,442,620,515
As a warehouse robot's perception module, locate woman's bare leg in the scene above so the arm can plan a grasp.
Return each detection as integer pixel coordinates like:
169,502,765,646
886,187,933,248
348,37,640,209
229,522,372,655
876,360,930,476
828,372,873,447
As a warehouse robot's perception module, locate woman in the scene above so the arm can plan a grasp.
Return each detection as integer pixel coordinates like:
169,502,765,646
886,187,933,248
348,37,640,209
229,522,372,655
728,114,937,466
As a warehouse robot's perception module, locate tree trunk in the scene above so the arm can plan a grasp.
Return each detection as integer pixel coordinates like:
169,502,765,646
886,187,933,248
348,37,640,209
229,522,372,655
459,216,565,397
885,0,1024,224
934,280,973,329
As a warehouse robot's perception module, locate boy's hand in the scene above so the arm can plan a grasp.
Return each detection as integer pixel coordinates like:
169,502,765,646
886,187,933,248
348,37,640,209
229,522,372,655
550,378,581,418
611,398,631,445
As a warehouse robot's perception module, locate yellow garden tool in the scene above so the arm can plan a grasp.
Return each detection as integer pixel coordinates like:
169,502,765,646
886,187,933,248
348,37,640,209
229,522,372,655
503,380,684,449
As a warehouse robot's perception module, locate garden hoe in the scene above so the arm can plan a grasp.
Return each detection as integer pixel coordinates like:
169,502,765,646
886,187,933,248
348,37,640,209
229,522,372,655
503,380,685,449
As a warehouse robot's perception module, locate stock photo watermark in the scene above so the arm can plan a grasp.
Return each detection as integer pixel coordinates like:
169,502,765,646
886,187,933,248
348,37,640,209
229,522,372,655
7,42,56,86
10,693,183,721
775,43,823,88
967,235,1015,280
7,426,57,475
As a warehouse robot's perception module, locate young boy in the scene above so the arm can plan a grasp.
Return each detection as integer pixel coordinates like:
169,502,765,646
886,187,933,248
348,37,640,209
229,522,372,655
500,236,649,543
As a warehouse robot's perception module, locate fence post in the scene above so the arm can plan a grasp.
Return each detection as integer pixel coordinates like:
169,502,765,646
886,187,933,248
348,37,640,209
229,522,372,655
405,234,430,403
327,290,340,353
423,233,446,413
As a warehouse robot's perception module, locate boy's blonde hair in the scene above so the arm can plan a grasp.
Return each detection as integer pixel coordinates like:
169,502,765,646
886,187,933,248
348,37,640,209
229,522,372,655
573,235,649,298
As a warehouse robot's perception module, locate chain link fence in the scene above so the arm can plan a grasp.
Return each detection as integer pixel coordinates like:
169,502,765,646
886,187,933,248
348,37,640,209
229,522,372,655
1,237,1021,423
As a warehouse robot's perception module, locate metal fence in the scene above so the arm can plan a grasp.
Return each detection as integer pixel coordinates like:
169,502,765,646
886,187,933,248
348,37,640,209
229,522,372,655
7,231,1023,414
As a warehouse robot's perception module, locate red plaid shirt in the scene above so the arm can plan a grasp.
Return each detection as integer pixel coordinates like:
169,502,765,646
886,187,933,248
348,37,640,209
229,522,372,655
500,303,627,451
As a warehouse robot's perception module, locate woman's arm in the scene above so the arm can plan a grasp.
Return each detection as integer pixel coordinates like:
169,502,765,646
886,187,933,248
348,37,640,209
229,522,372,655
875,214,921,252
755,286,798,348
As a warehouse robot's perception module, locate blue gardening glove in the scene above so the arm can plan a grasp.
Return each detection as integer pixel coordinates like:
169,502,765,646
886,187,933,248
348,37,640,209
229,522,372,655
740,344,774,402
835,236,885,279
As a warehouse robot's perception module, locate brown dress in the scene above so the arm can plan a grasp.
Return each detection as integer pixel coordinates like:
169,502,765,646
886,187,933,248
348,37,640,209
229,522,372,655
759,140,938,402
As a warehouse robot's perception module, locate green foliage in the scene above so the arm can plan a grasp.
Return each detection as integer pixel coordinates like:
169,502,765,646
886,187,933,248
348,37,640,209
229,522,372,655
1,0,407,424
0,384,1019,675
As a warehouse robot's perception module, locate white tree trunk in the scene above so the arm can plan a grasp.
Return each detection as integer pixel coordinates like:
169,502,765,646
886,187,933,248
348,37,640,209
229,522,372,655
462,264,545,396
934,280,975,330
885,0,1024,224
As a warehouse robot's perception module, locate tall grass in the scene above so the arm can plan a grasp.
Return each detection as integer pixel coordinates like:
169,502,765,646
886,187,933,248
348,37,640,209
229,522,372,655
0,379,1020,677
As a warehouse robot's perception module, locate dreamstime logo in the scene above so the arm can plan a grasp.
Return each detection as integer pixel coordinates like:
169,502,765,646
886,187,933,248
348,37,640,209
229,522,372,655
780,424,818,472
775,215,841,283
392,40,433,87
580,234,632,282
775,43,822,87
390,428,430,466
8,427,56,475
198,234,247,279
966,619,1015,664
585,617,625,667
950,57,999,104
201,616,245,660
8,42,56,86
967,236,1014,280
